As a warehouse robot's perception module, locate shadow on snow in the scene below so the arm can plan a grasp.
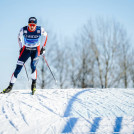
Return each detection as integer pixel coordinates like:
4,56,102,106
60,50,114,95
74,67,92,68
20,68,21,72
62,89,123,133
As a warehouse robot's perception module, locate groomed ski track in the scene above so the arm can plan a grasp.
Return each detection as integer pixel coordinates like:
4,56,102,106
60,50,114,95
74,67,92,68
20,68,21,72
0,88,134,134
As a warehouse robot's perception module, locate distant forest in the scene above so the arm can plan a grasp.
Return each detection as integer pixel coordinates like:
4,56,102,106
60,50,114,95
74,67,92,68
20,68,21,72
36,18,134,89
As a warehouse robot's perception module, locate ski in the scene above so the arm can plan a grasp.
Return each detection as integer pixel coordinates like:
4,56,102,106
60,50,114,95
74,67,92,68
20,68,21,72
0,91,19,94
0,90,35,95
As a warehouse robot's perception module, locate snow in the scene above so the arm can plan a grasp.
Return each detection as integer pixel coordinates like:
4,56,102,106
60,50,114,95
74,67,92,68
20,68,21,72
0,88,134,134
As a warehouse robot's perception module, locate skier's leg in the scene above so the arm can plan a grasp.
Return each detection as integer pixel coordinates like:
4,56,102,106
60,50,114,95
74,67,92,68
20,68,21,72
11,46,30,83
30,46,40,94
3,46,30,93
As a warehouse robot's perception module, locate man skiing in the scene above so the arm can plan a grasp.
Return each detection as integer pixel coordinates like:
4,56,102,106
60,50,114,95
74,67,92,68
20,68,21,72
1,17,47,95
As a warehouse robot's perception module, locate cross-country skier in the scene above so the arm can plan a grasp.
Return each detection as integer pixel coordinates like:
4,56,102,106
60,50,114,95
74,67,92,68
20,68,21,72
1,17,47,95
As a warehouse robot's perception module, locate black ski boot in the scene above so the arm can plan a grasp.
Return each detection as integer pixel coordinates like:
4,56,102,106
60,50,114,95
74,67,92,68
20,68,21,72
31,80,36,95
1,83,13,94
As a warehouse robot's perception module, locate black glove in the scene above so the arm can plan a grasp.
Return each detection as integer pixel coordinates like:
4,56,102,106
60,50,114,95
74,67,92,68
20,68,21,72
20,48,23,54
40,47,45,55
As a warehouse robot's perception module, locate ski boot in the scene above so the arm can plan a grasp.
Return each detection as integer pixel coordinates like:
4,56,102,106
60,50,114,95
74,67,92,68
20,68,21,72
31,80,36,95
1,83,13,94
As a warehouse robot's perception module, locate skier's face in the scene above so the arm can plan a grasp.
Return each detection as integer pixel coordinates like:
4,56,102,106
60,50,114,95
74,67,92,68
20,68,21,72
28,23,37,31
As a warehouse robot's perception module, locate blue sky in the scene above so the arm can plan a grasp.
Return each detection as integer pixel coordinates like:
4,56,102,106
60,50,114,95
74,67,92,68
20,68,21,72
0,0,133,90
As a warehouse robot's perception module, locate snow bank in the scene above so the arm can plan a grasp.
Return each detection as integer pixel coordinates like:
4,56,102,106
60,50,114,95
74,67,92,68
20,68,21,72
0,88,134,134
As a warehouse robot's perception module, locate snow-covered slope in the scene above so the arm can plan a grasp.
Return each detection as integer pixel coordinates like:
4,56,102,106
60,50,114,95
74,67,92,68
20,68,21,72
0,88,134,134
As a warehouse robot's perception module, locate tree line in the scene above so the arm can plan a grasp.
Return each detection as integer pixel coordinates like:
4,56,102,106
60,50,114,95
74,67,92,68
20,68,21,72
37,18,134,89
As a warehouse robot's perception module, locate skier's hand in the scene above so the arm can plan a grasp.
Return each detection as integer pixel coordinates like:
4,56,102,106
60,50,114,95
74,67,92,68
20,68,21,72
40,47,45,55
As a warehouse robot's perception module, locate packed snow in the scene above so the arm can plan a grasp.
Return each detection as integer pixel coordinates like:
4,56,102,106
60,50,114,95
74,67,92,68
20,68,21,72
0,88,134,134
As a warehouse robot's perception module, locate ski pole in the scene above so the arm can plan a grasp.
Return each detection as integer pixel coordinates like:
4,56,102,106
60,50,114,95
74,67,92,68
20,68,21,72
43,56,57,84
24,64,29,81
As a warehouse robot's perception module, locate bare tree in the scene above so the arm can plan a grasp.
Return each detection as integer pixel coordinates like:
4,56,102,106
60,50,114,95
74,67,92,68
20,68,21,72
117,29,131,88
53,44,69,88
72,18,132,88
72,28,95,88
127,48,134,88
36,18,132,89
69,53,77,88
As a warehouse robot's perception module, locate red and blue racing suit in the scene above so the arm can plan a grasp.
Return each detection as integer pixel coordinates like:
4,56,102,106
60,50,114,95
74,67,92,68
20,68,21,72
10,26,47,84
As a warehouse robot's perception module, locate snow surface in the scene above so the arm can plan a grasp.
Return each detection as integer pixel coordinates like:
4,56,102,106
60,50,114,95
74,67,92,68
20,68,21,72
0,88,134,134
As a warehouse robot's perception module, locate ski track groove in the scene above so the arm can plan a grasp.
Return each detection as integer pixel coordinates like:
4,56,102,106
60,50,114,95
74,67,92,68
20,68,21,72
72,107,92,124
6,100,17,116
20,100,45,114
36,93,62,118
7,94,30,127
67,89,134,118
2,105,19,132
73,94,115,117
109,91,134,115
19,109,29,126
0,89,134,133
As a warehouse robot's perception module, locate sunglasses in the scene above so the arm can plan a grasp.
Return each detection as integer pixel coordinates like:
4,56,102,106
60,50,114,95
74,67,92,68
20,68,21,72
28,23,36,27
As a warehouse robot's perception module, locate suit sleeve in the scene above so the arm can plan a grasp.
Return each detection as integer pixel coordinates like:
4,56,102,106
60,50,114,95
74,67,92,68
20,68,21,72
18,28,23,48
41,27,48,47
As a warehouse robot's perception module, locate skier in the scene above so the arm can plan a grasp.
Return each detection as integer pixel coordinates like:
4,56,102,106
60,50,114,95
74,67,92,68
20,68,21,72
1,17,47,95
